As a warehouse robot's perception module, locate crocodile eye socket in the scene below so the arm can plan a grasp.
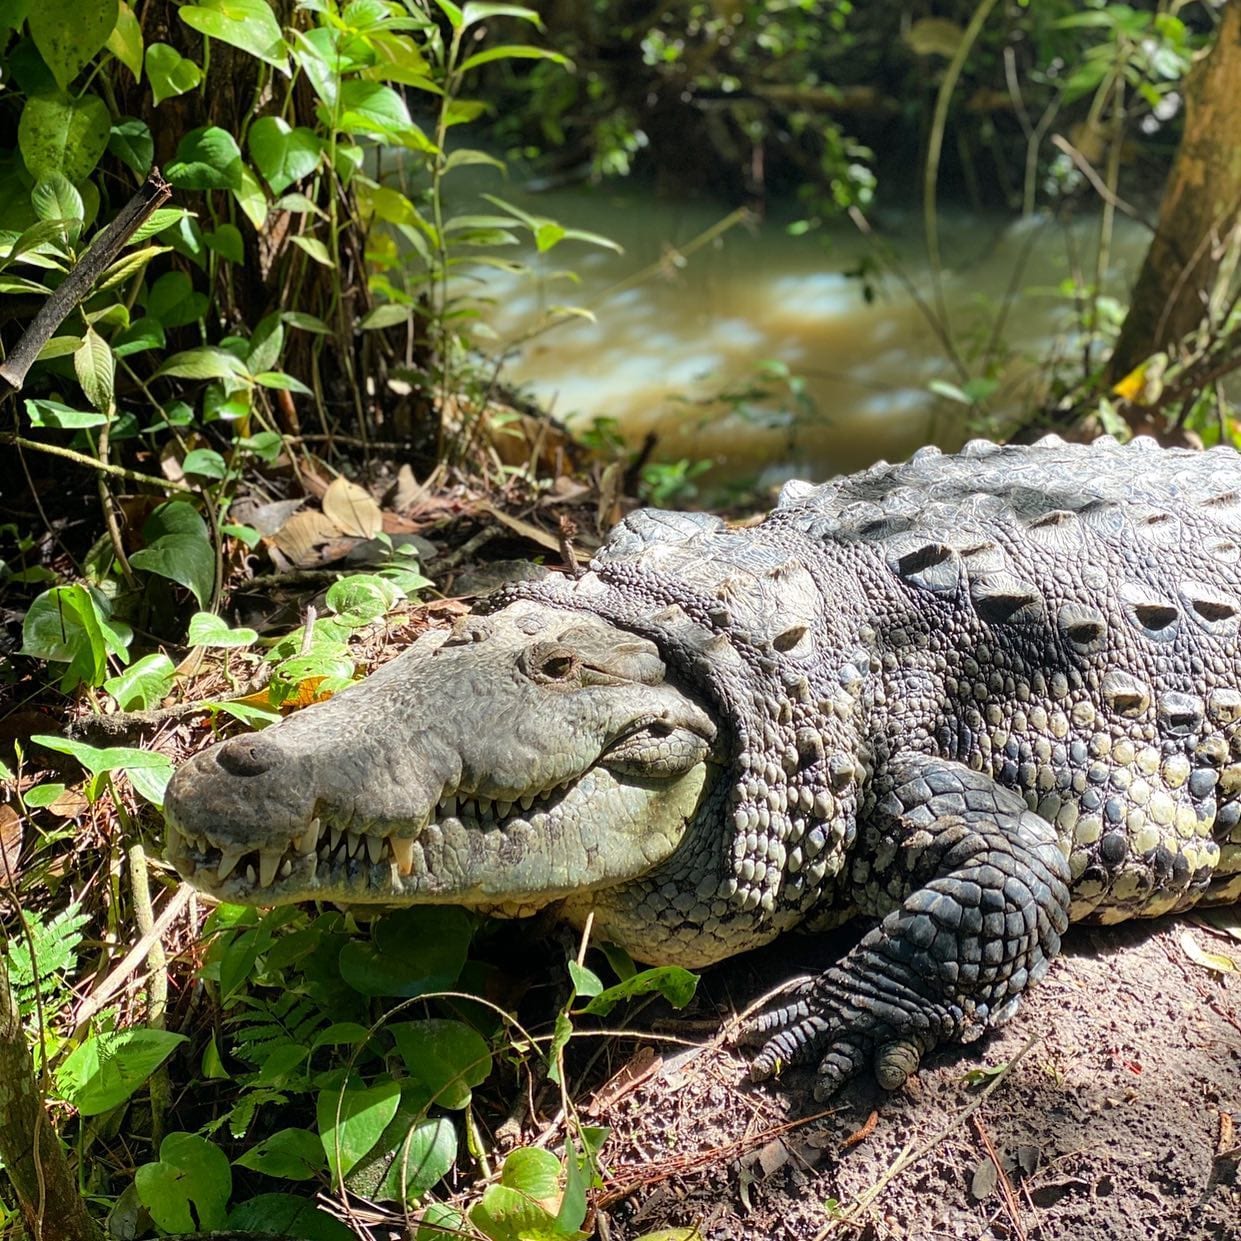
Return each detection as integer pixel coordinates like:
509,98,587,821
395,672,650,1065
522,643,581,683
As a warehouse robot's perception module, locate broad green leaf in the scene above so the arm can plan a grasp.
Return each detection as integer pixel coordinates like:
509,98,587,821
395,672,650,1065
97,245,171,293
145,270,207,328
29,0,117,90
317,1079,402,1180
325,574,402,624
226,1195,355,1241
433,0,463,29
187,611,258,648
390,1020,492,1110
56,1028,187,1116
290,234,333,267
31,734,171,778
330,80,411,136
24,783,66,808
461,3,541,30
358,304,408,330
928,379,971,405
282,310,330,334
204,223,243,263
415,1206,466,1241
567,960,603,998
248,116,321,194
368,1112,456,1204
581,966,699,1016
112,316,165,357
245,312,283,374
234,1128,324,1181
443,147,506,174
31,173,83,230
232,163,269,230
180,0,288,72
181,448,229,479
24,398,106,429
74,327,115,414
129,501,215,607
470,1148,572,1241
21,584,130,689
134,1133,231,1232
338,907,473,998
104,652,176,711
106,2,144,80
209,700,281,727
459,45,568,74
0,0,31,31
253,370,313,395
37,336,85,361
0,274,52,295
167,125,244,191
127,206,192,244
145,43,202,106
108,118,154,177
18,91,111,181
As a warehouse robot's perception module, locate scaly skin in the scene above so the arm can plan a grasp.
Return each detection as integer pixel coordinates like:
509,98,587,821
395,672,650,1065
165,435,1241,1098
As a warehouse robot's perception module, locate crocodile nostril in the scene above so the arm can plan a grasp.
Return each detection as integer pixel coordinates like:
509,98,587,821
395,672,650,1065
215,737,278,777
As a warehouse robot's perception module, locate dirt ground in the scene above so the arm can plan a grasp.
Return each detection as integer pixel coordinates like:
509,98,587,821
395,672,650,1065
591,917,1241,1241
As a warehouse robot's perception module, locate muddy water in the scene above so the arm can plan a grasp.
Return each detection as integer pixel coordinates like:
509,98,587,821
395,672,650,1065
479,190,1148,485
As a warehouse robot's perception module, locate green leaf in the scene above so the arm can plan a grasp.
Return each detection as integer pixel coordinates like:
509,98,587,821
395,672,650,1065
29,0,117,90
74,327,115,414
433,0,463,29
226,1195,355,1241
96,245,170,294
106,2,144,79
135,1133,231,1233
56,1028,187,1116
129,501,215,607
928,379,971,405
248,116,321,194
145,271,207,328
232,163,269,229
332,80,412,136
145,42,203,106
369,1113,456,1204
317,1079,402,1181
581,966,699,1016
104,652,176,711
24,398,106,429
187,611,258,648
204,222,244,263
358,303,409,330
31,173,83,230
18,91,111,182
461,3,542,30
32,733,171,778
167,125,244,191
443,147,506,174
21,584,130,689
127,206,192,244
113,316,165,357
338,907,473,998
290,234,333,267
470,1148,574,1241
108,117,154,177
180,0,288,72
415,1205,467,1241
245,313,283,374
567,960,603,998
181,448,229,479
253,370,313,395
390,1020,493,1110
209,700,281,727
282,310,330,334
459,44,568,73
325,574,402,624
234,1128,324,1181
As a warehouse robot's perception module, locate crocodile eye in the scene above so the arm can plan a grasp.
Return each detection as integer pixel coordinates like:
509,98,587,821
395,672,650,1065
522,642,581,683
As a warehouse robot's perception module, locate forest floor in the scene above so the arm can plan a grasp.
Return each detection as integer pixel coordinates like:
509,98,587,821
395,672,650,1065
592,916,1241,1241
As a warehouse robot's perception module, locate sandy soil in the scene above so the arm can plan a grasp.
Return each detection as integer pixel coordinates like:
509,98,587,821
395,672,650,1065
591,917,1241,1241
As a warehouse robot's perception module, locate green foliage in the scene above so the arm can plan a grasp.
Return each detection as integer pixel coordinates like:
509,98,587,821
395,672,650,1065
56,1027,187,1116
3,902,89,1019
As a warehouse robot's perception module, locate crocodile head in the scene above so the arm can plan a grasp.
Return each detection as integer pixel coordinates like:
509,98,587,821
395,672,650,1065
164,601,718,915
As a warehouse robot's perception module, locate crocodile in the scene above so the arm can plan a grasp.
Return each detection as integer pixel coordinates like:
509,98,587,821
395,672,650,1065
165,435,1241,1098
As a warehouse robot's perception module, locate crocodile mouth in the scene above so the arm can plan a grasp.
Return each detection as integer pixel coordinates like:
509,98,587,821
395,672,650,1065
167,779,580,907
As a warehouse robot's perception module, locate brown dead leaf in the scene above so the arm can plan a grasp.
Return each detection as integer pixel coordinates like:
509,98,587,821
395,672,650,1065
0,804,23,886
323,477,383,538
477,502,589,562
1180,928,1238,974
48,788,89,819
268,509,342,566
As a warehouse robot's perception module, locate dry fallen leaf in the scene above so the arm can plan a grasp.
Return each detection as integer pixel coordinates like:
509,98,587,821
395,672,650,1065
1180,928,1238,974
268,508,342,566
322,476,383,538
0,803,23,886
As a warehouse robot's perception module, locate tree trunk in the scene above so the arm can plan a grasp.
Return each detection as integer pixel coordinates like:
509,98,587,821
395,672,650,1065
1107,0,1241,382
0,955,101,1241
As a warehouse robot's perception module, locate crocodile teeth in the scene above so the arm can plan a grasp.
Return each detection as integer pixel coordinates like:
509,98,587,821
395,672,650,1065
279,858,292,878
296,819,321,855
346,830,363,858
245,863,257,885
366,834,384,864
258,849,281,888
496,800,513,820
519,794,535,812
329,826,343,851
217,845,248,883
390,835,415,875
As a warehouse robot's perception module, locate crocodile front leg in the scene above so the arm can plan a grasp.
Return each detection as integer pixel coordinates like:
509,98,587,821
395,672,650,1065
741,755,1071,1099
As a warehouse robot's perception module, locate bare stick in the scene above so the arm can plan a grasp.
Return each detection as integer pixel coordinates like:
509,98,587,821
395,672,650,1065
0,169,171,395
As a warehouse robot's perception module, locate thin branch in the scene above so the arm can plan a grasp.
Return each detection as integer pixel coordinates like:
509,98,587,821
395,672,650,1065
0,169,171,395
0,431,190,492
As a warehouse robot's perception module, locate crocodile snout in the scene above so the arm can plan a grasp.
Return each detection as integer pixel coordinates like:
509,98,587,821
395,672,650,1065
215,735,279,777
